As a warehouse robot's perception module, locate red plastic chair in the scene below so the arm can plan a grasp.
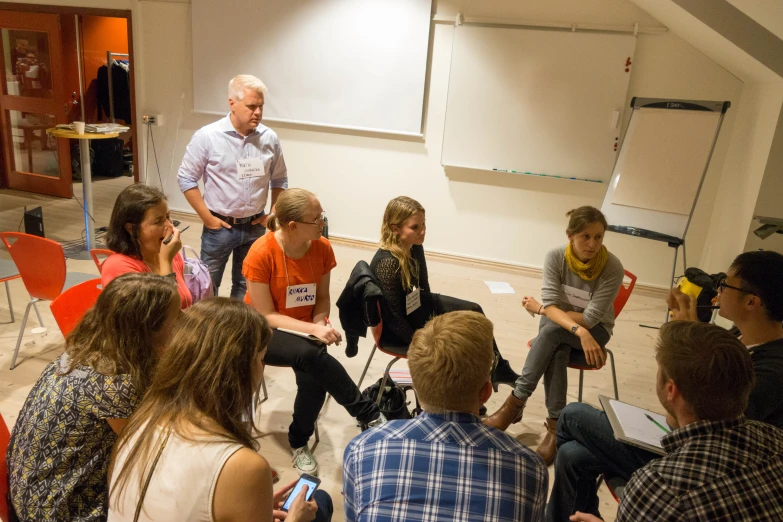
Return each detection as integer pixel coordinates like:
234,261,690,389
50,278,103,337
0,412,12,521
89,248,115,274
0,232,96,369
0,258,21,323
357,301,411,405
527,270,637,402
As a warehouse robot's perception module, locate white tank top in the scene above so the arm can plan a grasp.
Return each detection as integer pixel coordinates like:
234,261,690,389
108,426,245,522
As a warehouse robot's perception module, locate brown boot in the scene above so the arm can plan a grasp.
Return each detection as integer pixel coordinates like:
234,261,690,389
536,418,558,465
483,393,527,431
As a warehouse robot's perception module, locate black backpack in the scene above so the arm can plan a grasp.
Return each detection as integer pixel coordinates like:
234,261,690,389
361,377,413,421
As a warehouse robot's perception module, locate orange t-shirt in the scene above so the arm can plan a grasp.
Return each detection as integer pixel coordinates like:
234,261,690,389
243,234,337,322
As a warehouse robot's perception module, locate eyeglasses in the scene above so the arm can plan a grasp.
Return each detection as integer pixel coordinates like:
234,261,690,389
297,212,327,226
717,277,756,296
490,352,499,378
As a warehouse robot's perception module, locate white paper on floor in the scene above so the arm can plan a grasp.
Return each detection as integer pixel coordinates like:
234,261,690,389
484,281,515,294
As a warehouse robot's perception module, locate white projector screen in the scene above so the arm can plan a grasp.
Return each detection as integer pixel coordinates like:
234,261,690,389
191,0,432,136
441,26,636,182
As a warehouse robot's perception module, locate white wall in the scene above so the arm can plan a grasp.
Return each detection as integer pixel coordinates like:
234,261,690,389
11,0,767,288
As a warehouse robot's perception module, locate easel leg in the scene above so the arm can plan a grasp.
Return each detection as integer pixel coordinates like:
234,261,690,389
665,245,680,324
682,242,687,273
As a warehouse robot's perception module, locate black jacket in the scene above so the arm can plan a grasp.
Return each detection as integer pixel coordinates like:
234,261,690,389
336,261,383,357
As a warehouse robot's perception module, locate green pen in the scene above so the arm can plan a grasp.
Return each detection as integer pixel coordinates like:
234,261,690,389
645,414,670,434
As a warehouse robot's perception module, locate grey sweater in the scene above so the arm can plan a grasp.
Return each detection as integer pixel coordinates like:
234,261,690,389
540,245,625,335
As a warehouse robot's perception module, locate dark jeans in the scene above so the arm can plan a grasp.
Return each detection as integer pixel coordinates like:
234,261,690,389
432,294,504,359
514,319,610,419
545,402,659,522
264,330,380,449
200,221,265,300
313,490,333,522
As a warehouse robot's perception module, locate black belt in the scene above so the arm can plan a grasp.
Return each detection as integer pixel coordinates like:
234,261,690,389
209,210,264,225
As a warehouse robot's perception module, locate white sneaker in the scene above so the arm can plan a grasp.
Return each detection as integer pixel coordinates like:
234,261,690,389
291,445,318,476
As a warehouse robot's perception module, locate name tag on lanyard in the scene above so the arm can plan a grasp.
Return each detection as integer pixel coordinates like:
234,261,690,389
286,283,317,308
406,287,421,315
237,157,265,179
562,284,591,310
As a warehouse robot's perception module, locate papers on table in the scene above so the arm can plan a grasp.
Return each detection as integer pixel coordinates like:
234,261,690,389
484,281,515,294
55,123,130,134
599,395,668,455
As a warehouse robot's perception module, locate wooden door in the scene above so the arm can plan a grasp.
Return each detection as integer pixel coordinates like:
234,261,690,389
0,11,71,197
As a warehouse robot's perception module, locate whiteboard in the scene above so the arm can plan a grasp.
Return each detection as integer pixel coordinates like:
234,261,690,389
191,0,432,136
601,99,728,239
441,26,636,181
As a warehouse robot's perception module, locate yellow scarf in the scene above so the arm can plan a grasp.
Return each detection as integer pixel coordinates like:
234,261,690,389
565,243,608,281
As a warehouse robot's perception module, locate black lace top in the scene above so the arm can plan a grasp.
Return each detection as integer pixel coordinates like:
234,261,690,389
370,244,433,346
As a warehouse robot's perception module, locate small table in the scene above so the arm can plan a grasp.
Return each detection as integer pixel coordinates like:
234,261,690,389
46,128,119,252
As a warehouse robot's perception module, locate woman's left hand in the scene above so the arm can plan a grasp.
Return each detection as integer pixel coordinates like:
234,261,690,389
522,296,542,314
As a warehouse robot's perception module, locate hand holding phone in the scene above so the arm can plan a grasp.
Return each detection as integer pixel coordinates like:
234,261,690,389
281,473,320,512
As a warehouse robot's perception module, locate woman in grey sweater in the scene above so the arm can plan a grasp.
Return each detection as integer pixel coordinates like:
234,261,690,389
485,206,624,465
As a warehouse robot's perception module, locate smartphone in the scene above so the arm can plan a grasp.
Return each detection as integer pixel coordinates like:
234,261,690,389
281,473,321,512
163,225,189,245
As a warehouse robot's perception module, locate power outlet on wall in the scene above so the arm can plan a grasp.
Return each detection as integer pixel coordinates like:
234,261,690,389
142,114,164,126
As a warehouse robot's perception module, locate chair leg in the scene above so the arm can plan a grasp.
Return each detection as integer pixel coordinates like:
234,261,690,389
377,357,400,406
578,369,584,403
607,349,619,400
357,343,378,391
12,300,35,370
311,419,321,453
32,299,43,327
4,281,14,323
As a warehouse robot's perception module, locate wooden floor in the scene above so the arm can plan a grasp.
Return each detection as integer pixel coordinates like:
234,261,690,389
0,178,669,521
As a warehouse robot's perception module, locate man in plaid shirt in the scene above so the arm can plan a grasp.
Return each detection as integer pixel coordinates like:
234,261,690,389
570,321,783,522
343,311,548,522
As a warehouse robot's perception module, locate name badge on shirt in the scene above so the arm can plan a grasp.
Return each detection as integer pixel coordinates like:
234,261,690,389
563,285,591,310
286,283,317,308
406,287,422,315
237,157,265,179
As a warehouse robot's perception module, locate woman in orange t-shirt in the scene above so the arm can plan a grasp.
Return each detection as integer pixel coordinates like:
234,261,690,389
243,188,384,476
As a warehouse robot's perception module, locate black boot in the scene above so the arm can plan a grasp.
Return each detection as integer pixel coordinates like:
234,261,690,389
492,357,520,392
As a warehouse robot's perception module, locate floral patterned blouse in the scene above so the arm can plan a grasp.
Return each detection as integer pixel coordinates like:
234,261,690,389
7,354,138,521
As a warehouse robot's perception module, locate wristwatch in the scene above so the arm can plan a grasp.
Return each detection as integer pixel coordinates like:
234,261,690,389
571,325,580,335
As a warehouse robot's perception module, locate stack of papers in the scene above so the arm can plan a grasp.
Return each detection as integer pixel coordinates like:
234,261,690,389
55,123,130,134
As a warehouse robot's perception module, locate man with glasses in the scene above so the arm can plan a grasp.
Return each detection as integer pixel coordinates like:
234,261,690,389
178,74,287,299
546,250,783,522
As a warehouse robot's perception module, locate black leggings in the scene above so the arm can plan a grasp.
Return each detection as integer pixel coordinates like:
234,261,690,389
432,294,503,357
264,330,380,449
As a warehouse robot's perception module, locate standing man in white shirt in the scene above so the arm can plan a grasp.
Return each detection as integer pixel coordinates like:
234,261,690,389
178,74,287,299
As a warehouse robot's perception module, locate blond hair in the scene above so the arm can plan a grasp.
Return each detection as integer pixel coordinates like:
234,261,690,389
379,196,425,291
111,298,272,508
228,74,267,101
408,311,494,413
266,188,317,232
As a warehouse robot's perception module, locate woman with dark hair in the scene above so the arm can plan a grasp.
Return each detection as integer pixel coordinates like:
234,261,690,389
485,206,624,465
102,183,192,308
7,273,180,521
108,298,331,522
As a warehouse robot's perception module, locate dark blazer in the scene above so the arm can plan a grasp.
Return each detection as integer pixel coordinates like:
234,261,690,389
336,261,383,357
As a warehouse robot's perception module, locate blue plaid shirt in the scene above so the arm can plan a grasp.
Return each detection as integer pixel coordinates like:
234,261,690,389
343,411,548,522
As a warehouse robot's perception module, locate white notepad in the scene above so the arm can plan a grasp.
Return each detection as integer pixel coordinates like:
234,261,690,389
599,395,669,455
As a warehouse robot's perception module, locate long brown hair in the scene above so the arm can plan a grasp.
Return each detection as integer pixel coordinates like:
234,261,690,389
266,188,317,232
110,298,272,506
380,196,425,291
62,272,179,393
106,184,167,258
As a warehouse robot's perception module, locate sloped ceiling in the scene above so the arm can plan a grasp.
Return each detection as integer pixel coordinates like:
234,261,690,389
629,0,783,83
